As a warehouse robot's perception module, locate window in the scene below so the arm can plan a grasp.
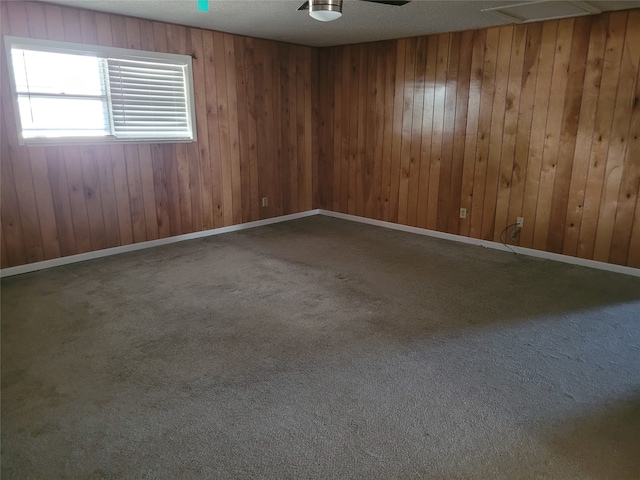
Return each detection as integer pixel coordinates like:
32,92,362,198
4,36,197,145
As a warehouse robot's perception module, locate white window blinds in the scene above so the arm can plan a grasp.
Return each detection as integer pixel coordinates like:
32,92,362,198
4,36,197,145
107,58,191,140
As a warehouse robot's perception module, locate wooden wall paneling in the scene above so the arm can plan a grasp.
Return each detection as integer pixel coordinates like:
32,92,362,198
355,44,368,218
96,13,135,246
251,40,268,220
223,33,244,223
492,25,525,241
370,45,385,219
106,19,139,243
253,40,271,219
397,38,417,225
426,34,450,231
628,191,640,268
262,39,277,219
136,144,160,241
92,146,121,248
271,44,284,217
62,146,93,253
506,23,542,243
58,8,92,254
332,47,343,212
149,144,172,239
154,22,185,236
300,47,311,213
546,17,591,253
0,116,27,267
347,45,360,215
183,29,204,233
243,38,260,221
45,147,78,256
520,20,558,248
304,46,314,212
202,29,224,228
446,29,474,234
317,48,332,210
531,20,573,251
123,145,148,243
190,27,214,230
381,43,396,221
166,24,194,234
25,1,48,40
311,47,320,210
316,48,327,210
268,41,280,218
562,15,609,256
285,45,298,214
79,147,109,251
339,46,351,213
78,10,111,252
108,145,135,244
406,37,428,227
481,26,513,241
361,45,376,218
593,12,640,262
1,222,9,269
79,8,98,44
236,36,254,221
577,12,627,259
609,12,640,266
1,3,45,264
26,147,62,259
436,32,461,232
458,29,485,237
388,39,407,223
469,28,499,238
277,44,291,215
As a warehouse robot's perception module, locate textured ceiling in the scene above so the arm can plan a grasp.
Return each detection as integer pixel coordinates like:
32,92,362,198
38,0,640,47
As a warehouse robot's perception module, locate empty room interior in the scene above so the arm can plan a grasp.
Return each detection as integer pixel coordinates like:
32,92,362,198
2,0,640,478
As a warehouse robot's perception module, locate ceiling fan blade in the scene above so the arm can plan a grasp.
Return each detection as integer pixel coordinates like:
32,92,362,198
358,0,411,5
298,1,310,11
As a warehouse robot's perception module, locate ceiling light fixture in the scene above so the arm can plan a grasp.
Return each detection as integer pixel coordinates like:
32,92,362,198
309,0,343,22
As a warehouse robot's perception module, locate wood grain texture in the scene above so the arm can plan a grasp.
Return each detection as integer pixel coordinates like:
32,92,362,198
317,10,640,268
1,1,314,267
2,3,639,270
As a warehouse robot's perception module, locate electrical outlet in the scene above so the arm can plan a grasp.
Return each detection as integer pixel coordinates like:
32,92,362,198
261,197,268,207
516,217,524,228
459,208,467,219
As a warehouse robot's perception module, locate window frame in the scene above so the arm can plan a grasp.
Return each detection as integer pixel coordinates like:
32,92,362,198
4,35,198,146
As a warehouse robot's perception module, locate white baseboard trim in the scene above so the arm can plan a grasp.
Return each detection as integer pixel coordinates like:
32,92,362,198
0,210,321,278
2,208,638,279
318,210,640,278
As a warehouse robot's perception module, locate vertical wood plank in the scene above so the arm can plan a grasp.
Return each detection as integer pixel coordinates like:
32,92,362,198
592,12,639,262
469,28,499,238
609,13,640,266
224,33,244,224
562,15,609,256
397,39,417,226
447,29,474,234
532,19,574,251
481,26,513,241
389,40,407,223
437,32,462,233
577,12,627,258
347,45,360,215
546,17,592,253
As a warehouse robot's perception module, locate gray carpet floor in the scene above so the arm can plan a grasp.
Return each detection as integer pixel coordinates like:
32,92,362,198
2,216,639,479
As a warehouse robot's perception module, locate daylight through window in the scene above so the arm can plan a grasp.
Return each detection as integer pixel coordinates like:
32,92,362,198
4,36,197,145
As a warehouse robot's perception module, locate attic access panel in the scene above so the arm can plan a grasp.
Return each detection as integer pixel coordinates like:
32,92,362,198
483,1,600,23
